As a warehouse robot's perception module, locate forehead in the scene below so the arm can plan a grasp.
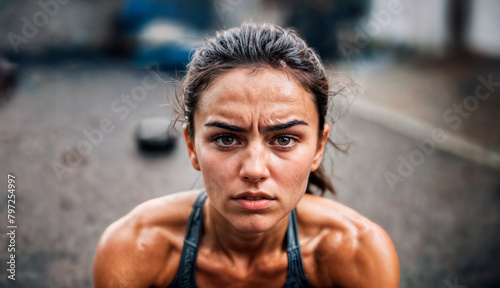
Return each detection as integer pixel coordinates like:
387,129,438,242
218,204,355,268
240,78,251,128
195,67,318,125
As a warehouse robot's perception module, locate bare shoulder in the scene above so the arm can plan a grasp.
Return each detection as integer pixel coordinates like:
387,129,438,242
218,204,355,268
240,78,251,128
93,190,203,288
297,194,400,288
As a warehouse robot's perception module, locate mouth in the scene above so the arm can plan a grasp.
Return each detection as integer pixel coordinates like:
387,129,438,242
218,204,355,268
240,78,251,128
233,191,274,200
232,192,275,210
240,197,268,200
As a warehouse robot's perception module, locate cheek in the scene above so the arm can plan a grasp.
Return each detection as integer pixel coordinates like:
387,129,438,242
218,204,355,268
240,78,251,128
272,149,315,190
196,144,235,185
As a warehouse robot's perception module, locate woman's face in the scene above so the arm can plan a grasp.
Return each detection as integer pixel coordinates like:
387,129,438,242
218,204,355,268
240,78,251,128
185,67,329,233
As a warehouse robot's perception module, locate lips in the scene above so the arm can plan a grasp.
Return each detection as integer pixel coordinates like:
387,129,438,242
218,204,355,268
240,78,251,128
232,191,274,200
232,192,275,210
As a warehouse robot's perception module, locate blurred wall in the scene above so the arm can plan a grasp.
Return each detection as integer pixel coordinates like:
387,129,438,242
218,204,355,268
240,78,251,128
366,0,500,58
467,0,500,57
0,0,122,54
368,0,449,54
2,0,500,58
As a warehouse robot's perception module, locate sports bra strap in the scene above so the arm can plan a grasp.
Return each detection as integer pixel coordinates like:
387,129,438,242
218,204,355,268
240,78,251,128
169,191,207,288
285,208,312,288
184,192,207,246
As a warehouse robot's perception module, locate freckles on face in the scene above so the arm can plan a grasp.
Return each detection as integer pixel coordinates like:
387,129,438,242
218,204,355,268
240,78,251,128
190,67,322,232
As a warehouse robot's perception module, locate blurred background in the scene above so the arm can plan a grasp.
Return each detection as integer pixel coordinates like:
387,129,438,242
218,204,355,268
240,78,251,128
0,0,499,287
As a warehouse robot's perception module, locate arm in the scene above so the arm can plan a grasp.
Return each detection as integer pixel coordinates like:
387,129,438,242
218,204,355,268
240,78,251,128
351,225,400,288
93,218,163,288
318,222,400,288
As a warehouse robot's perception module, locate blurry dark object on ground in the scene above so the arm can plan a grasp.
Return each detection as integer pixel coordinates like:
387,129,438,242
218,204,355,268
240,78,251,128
0,56,17,105
136,117,178,153
106,0,213,68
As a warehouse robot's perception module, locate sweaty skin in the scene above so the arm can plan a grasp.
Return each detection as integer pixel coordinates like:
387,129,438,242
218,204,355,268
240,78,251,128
93,68,400,288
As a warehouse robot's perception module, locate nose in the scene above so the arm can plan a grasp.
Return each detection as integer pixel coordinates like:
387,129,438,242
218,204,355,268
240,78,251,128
239,141,270,183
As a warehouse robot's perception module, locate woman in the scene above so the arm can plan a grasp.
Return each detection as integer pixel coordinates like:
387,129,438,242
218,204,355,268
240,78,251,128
93,23,399,288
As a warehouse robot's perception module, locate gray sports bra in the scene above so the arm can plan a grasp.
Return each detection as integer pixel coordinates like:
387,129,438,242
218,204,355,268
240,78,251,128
167,191,312,288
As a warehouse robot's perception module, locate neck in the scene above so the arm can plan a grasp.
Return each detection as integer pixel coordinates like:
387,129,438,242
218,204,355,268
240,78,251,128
203,199,289,267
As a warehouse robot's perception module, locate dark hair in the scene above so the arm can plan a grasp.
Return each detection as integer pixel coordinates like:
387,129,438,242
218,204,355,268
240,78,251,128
174,23,342,196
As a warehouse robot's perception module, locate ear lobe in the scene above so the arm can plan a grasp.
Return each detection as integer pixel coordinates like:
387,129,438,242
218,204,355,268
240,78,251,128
184,125,201,171
311,124,330,172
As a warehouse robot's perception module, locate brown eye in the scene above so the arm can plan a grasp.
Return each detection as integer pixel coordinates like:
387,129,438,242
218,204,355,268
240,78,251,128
212,134,240,149
277,137,291,146
220,136,235,146
271,135,298,149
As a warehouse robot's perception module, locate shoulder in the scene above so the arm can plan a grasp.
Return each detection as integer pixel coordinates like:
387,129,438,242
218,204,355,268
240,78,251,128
93,190,203,288
297,194,400,288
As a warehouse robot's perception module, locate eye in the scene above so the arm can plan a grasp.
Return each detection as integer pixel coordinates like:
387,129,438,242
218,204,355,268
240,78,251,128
212,134,241,149
219,136,236,146
271,135,298,149
277,136,291,146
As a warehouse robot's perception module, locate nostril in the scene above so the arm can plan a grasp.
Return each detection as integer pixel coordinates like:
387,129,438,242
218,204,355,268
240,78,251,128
243,175,267,183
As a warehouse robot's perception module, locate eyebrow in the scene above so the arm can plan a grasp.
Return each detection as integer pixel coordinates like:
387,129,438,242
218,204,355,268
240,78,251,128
203,120,309,132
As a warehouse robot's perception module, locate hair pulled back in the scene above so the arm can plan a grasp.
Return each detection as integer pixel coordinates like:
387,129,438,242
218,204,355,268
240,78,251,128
175,23,338,196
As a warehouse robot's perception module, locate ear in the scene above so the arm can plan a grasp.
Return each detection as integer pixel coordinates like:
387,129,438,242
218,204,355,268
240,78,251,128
311,124,330,172
184,125,201,171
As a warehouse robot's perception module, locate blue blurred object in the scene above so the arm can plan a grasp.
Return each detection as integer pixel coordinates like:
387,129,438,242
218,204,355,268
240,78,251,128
133,19,205,68
116,0,213,68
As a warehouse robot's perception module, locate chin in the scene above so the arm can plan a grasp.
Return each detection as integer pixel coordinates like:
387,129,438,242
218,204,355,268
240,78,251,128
229,213,281,234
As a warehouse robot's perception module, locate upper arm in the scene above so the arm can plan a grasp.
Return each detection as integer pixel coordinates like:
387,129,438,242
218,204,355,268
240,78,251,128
318,222,400,288
353,224,400,288
93,193,198,288
93,219,162,288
